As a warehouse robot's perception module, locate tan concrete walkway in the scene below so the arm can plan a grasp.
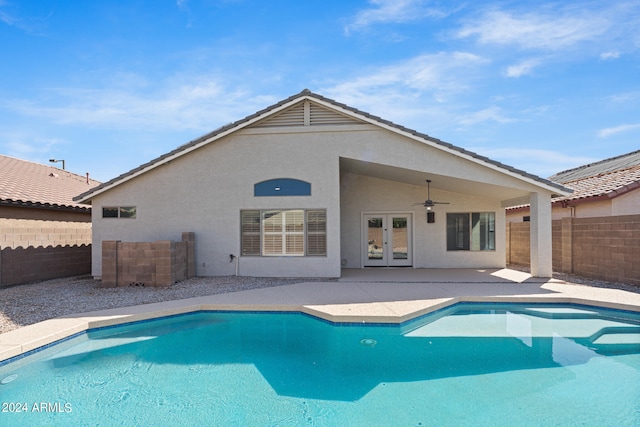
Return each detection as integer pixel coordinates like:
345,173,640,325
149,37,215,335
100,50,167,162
2,269,639,364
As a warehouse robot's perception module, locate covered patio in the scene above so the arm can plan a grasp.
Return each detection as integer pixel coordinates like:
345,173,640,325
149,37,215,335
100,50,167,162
339,158,561,277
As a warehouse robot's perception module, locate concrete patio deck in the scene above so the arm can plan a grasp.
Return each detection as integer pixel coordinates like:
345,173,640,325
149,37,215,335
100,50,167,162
2,268,640,364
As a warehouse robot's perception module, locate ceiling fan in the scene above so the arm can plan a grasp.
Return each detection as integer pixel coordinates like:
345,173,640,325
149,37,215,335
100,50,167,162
414,179,450,211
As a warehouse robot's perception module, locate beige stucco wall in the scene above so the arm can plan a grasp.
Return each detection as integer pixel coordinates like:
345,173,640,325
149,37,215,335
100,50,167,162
90,122,553,278
613,190,640,215
91,127,343,278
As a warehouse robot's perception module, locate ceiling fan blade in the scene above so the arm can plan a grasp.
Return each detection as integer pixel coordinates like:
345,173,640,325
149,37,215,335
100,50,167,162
433,201,450,204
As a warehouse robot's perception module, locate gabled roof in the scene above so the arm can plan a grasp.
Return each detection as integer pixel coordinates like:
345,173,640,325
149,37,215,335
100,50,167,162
549,149,640,183
0,155,100,212
75,89,570,203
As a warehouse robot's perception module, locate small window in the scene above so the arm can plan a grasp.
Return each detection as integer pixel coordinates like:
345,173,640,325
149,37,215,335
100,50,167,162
447,212,495,251
254,179,311,197
102,207,119,218
119,207,137,218
103,206,137,219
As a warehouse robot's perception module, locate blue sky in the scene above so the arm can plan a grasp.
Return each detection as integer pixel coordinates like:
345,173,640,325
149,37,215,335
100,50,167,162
1,0,639,182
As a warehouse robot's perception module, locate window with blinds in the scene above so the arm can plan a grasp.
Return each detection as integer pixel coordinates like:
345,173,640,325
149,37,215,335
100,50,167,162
240,209,327,256
241,210,261,255
306,210,327,256
446,212,495,251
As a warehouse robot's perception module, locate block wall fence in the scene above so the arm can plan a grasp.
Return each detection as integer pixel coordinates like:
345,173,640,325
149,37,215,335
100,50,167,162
101,232,195,287
0,218,92,287
506,214,640,286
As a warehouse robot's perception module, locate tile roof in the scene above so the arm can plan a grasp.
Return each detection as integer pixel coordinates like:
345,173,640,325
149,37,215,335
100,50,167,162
554,164,640,203
75,89,571,203
0,155,100,212
508,150,640,210
549,149,640,183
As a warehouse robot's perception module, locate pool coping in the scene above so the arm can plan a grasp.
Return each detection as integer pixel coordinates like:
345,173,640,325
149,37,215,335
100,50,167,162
1,278,640,364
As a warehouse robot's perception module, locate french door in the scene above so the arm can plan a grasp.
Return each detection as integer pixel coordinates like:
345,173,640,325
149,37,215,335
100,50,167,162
363,213,412,267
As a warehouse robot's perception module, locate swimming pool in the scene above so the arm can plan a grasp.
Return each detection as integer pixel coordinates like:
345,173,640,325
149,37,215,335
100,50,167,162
1,303,639,426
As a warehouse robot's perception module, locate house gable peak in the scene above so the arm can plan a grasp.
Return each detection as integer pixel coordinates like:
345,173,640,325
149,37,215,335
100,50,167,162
75,89,571,203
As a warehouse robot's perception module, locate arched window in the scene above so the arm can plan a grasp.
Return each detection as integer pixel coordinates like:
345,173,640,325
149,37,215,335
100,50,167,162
254,178,311,197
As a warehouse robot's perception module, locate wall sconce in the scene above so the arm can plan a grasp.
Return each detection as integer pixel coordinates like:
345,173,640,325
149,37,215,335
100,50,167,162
427,211,435,223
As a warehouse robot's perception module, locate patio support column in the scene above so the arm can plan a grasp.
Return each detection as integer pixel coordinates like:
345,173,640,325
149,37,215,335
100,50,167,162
529,191,553,277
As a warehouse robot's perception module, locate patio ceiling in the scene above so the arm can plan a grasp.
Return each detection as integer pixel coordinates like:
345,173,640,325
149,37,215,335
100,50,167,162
339,157,540,205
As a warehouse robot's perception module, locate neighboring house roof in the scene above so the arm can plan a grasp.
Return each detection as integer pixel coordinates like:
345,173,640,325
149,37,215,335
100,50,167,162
549,149,640,183
507,150,640,210
0,155,100,212
553,164,640,205
75,89,570,204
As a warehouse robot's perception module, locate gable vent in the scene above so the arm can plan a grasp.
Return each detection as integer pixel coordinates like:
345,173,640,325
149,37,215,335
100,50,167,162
254,102,305,128
253,100,363,128
309,102,360,125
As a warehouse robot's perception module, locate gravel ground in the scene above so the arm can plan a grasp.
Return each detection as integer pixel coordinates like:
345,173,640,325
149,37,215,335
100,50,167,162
1,272,637,335
0,275,335,334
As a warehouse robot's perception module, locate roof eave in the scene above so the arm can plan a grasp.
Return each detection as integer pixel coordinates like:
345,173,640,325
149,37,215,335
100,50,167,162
75,89,574,202
74,92,312,204
553,180,640,206
0,198,92,213
305,93,573,196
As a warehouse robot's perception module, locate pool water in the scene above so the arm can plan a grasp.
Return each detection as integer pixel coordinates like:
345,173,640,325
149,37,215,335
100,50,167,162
1,304,639,426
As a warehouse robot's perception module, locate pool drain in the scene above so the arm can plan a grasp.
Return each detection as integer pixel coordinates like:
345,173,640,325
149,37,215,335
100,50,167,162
360,338,377,347
1,374,18,384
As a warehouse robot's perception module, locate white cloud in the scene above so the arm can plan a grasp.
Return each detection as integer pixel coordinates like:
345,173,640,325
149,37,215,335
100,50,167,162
504,58,540,78
345,0,448,34
324,51,487,103
600,51,621,60
0,8,18,27
1,131,65,162
605,90,640,103
0,76,270,132
471,147,597,178
457,9,610,51
598,123,640,138
456,107,516,126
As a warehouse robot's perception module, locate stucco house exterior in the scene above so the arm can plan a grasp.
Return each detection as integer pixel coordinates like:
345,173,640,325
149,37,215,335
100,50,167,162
75,90,571,279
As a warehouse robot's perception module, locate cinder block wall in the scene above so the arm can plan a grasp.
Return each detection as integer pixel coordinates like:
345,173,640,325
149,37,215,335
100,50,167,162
506,221,530,266
0,218,92,286
0,218,92,249
102,232,195,287
506,214,640,286
571,215,640,285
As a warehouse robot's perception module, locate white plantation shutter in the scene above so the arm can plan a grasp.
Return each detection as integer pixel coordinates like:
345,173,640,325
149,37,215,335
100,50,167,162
306,210,327,256
240,209,326,256
241,210,261,255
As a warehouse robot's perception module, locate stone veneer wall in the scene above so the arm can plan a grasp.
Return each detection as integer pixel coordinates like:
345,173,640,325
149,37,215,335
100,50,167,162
0,218,92,287
506,214,640,286
101,232,195,287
